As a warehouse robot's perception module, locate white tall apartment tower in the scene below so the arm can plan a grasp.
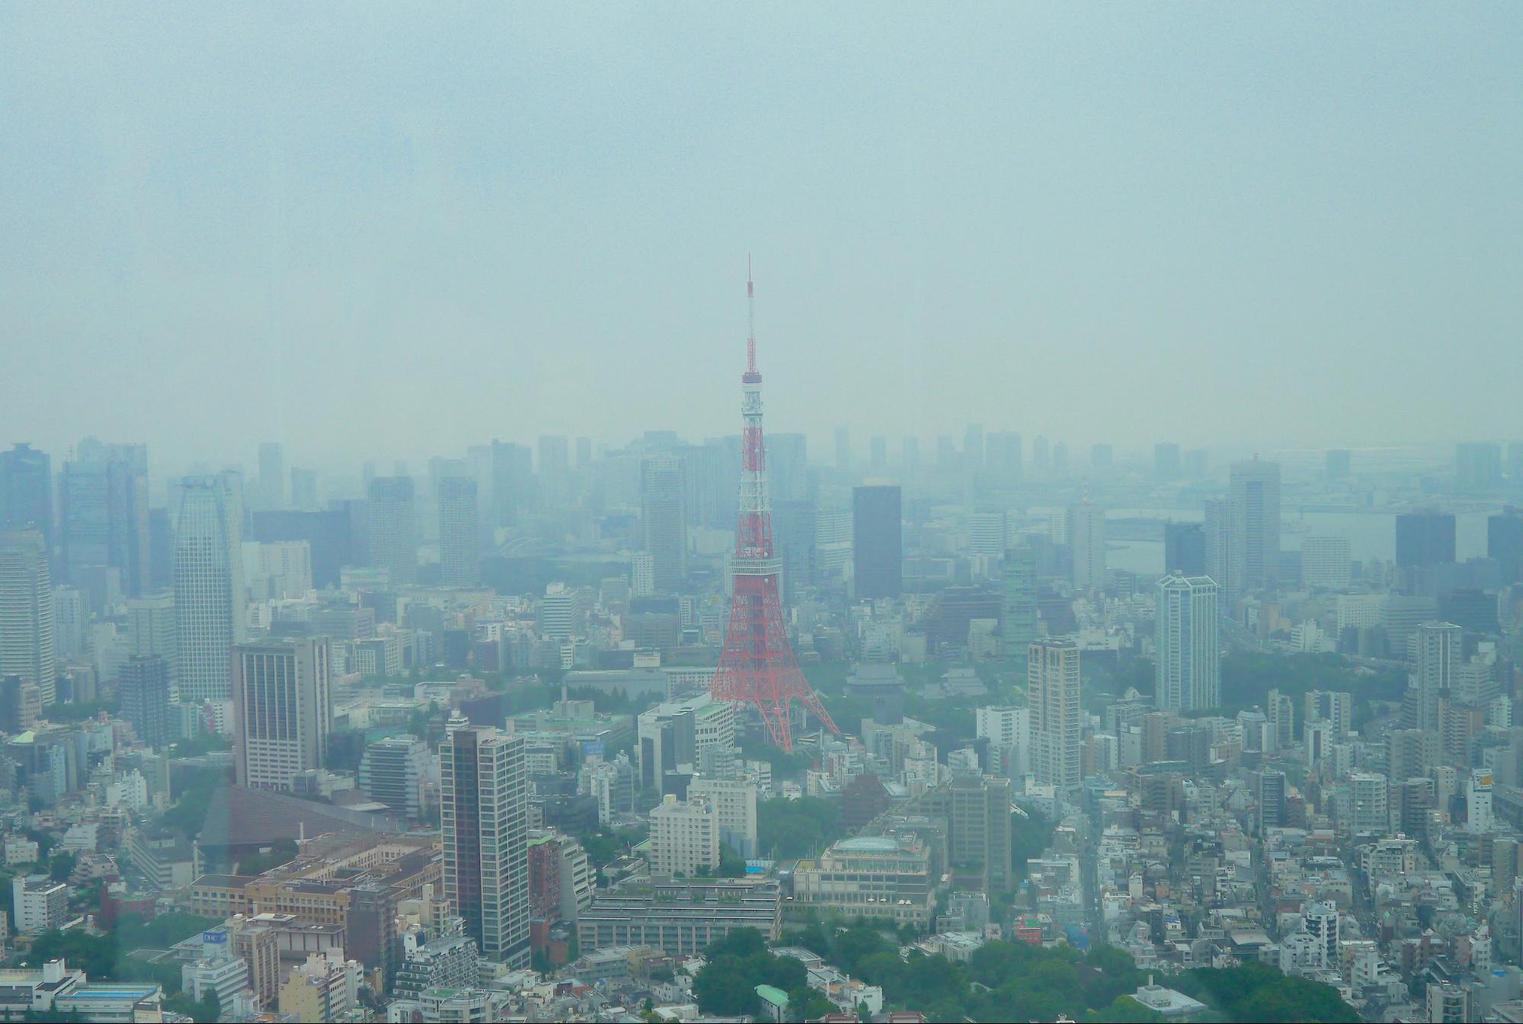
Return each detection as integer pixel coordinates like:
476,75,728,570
0,530,56,706
441,727,530,966
1029,638,1081,796
1412,621,1462,732
173,475,246,707
1066,500,1105,591
649,793,720,876
1350,772,1389,834
233,638,332,791
975,706,1032,776
1155,574,1221,712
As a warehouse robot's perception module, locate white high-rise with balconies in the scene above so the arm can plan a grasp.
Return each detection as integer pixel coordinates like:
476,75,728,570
1029,638,1081,796
0,529,56,706
1155,574,1220,712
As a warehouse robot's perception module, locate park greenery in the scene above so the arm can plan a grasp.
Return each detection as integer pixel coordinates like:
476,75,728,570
16,912,220,1002
691,928,834,1019
751,923,1358,1023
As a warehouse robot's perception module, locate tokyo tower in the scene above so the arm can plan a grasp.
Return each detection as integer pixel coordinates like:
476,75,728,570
710,260,840,752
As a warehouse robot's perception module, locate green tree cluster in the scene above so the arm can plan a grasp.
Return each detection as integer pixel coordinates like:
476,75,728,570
1173,962,1360,1023
691,929,832,1020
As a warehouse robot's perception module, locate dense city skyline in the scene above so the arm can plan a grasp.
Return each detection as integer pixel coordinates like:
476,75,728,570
4,5,1521,465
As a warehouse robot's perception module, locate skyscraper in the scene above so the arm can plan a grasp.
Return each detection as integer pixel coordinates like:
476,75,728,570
126,592,176,680
173,475,246,707
1455,442,1502,494
1001,544,1039,676
60,438,150,598
233,638,332,790
1163,522,1206,577
1396,510,1455,569
0,443,53,545
366,477,417,585
640,455,687,593
258,442,286,510
1154,442,1181,481
537,435,571,510
120,655,172,749
1067,500,1105,591
833,426,851,471
489,440,533,526
1155,574,1220,712
1490,507,1523,585
0,530,56,706
1410,621,1461,732
437,476,479,587
1228,458,1280,595
441,727,530,966
1203,498,1232,609
852,485,902,600
1029,637,1081,796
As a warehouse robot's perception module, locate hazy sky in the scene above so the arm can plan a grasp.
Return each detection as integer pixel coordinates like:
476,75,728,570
3,4,1520,472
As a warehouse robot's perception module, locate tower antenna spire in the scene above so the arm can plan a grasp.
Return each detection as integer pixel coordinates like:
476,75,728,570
746,254,756,374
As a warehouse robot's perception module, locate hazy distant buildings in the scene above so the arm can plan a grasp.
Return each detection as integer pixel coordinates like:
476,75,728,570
60,438,150,600
126,592,176,678
0,530,56,706
537,435,571,510
640,455,687,593
1001,544,1039,674
1163,522,1206,577
1325,449,1351,481
441,727,530,966
1155,574,1220,712
1154,443,1181,481
1029,637,1081,796
173,475,246,707
1300,536,1352,591
234,638,332,790
1228,458,1281,596
0,443,52,544
1490,507,1523,585
853,485,902,600
1455,442,1502,493
1396,511,1456,569
1203,499,1232,608
490,440,533,526
1067,500,1105,591
366,477,417,585
437,476,479,587
258,442,285,510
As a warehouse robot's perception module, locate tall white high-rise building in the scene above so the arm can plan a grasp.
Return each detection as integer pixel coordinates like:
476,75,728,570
441,727,529,966
233,638,332,791
0,530,56,706
437,476,479,587
976,705,1032,776
1155,574,1220,712
1229,458,1281,595
1350,772,1389,834
1067,501,1105,591
1029,638,1081,796
1411,621,1462,732
173,475,246,707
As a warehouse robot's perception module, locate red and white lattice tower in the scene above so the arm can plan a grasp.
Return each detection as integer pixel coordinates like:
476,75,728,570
710,261,840,752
